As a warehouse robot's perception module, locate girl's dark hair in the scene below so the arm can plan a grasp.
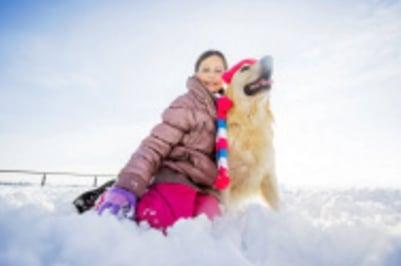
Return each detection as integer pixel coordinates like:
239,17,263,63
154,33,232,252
194,50,228,72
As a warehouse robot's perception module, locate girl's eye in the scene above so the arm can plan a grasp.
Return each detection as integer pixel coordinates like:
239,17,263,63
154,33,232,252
240,65,250,72
214,69,223,74
201,68,210,73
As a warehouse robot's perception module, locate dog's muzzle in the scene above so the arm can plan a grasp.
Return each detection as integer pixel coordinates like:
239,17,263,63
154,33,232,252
244,55,273,96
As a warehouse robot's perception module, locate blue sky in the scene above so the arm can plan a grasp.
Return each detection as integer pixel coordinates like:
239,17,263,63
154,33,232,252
0,0,400,188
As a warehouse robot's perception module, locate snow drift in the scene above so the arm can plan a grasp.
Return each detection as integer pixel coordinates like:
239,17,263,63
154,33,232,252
0,185,400,266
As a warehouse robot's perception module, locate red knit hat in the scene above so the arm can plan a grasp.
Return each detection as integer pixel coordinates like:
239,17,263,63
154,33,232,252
221,58,257,84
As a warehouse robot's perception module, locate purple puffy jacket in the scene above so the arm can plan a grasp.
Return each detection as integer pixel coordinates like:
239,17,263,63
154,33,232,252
115,76,218,197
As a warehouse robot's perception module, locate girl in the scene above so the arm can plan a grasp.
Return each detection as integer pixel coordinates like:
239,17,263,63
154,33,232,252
96,50,229,230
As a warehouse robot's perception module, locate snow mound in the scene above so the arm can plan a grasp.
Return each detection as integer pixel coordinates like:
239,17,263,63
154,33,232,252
0,186,400,266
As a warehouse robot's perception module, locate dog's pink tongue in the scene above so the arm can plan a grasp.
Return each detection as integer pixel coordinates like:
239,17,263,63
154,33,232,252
261,79,272,86
251,79,272,89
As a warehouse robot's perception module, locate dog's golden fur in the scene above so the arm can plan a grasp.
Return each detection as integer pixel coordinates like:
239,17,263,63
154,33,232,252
223,58,279,210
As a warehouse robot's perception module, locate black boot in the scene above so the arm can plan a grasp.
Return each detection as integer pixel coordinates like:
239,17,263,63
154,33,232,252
73,179,115,214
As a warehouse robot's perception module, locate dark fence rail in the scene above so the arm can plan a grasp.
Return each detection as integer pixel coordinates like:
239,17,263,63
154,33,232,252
0,169,115,187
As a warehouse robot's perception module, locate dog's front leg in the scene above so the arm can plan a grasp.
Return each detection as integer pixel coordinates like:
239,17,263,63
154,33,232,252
260,172,279,211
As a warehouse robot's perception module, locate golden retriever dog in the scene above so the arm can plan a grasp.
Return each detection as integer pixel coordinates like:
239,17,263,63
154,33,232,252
223,56,279,210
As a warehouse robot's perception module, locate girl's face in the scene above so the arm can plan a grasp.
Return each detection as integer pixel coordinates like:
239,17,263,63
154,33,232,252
196,55,225,93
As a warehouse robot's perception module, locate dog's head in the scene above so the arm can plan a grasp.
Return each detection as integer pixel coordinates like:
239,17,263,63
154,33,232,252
225,56,273,106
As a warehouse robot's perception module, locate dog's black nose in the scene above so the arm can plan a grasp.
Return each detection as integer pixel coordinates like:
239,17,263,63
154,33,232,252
261,55,273,80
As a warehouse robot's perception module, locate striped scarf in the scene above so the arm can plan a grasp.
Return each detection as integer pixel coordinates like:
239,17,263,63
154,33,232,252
213,93,233,190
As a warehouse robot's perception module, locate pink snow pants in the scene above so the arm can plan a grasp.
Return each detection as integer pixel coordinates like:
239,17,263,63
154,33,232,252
135,183,221,230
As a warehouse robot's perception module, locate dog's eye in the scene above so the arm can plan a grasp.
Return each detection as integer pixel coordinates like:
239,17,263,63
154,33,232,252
240,65,250,72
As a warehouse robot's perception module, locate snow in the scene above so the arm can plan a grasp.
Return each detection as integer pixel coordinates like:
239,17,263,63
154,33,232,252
0,185,400,266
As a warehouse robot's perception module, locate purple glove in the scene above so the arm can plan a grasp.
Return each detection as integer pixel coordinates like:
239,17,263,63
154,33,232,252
96,186,137,220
